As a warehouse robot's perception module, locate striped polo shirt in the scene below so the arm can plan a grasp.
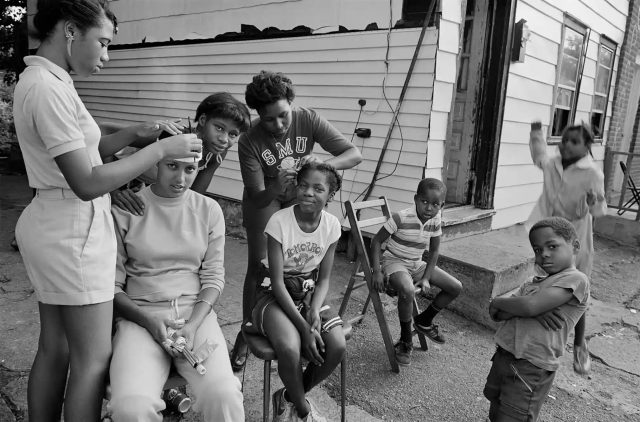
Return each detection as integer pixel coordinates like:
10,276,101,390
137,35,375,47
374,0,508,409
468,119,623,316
382,207,442,261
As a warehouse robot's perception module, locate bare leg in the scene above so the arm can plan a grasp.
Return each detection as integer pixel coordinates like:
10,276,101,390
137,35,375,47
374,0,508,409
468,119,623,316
230,228,266,369
28,303,69,422
242,228,266,323
428,267,463,311
262,303,309,416
302,326,346,392
573,313,591,375
574,313,586,346
232,200,280,369
60,301,113,422
388,272,416,322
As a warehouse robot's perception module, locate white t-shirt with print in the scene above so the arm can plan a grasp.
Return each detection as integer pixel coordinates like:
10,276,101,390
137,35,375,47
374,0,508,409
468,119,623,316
262,205,341,274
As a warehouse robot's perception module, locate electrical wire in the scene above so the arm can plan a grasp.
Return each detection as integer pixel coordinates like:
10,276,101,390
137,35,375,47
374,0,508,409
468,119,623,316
349,0,406,204
339,105,364,217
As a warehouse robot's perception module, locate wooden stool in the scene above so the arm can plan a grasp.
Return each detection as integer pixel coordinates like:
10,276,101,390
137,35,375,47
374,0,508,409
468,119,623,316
242,323,352,422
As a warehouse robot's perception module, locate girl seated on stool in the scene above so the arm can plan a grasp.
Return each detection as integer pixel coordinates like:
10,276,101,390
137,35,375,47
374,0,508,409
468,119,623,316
107,152,244,422
250,162,346,422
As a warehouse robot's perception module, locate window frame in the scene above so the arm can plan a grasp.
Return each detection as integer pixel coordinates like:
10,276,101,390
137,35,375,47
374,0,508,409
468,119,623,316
548,14,590,143
590,35,617,141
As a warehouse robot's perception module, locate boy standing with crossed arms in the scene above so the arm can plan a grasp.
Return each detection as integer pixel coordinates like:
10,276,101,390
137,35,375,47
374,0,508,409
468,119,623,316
484,217,589,421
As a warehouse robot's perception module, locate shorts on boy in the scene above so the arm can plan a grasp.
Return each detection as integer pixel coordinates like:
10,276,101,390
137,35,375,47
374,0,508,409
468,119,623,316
381,254,441,296
484,268,588,421
382,254,427,281
483,347,555,421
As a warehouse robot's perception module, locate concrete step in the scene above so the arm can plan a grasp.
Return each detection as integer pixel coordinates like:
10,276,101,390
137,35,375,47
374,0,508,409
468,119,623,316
593,209,640,247
441,205,495,241
438,224,534,329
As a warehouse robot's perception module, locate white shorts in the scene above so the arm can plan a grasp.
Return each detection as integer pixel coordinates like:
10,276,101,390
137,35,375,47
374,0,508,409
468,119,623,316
16,189,116,305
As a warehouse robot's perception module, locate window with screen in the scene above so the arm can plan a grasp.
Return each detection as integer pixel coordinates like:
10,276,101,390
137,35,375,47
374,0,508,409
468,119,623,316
550,15,590,138
590,36,617,139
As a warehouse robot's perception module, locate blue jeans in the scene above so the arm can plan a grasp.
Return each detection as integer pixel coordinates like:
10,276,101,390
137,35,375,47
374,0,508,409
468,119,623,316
483,347,556,422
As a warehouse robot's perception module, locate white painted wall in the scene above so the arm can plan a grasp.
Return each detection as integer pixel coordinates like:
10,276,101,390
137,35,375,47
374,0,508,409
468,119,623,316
26,0,404,47
491,0,628,229
427,0,463,180
74,28,439,216
111,0,405,45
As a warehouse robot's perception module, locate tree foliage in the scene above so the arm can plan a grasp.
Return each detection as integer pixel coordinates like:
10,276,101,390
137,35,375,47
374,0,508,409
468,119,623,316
1,0,28,85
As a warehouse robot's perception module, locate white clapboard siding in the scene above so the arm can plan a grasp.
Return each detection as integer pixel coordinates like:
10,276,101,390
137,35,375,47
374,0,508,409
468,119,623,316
76,28,438,212
491,0,627,229
105,0,405,46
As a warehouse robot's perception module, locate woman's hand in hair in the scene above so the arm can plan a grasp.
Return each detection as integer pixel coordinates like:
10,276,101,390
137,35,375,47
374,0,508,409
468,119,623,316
299,154,323,167
157,133,202,160
277,168,297,190
136,119,185,143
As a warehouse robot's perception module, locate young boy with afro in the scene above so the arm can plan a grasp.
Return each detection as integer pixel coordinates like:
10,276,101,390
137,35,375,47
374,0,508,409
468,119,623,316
484,216,590,421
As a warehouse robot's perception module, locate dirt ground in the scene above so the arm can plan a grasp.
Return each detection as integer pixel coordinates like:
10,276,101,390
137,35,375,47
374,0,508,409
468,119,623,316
329,235,640,422
1,167,639,421
591,237,640,307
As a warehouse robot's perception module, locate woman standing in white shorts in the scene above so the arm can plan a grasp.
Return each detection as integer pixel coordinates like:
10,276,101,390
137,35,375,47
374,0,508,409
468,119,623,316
12,1,201,421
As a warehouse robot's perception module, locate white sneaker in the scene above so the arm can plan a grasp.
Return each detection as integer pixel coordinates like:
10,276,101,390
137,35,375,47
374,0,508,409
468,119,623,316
272,388,295,422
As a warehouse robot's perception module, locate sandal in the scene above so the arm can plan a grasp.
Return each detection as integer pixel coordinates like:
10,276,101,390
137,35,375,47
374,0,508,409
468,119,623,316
229,331,249,372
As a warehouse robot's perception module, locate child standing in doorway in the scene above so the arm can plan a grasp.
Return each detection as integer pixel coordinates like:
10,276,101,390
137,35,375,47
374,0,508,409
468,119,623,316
528,121,606,375
485,217,589,421
369,178,462,366
249,162,346,422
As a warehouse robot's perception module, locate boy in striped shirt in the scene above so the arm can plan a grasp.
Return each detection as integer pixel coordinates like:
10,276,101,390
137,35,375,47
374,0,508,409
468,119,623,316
371,178,462,365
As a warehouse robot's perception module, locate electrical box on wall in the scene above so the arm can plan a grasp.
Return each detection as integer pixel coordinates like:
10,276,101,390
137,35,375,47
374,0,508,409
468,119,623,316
511,19,529,63
355,128,371,138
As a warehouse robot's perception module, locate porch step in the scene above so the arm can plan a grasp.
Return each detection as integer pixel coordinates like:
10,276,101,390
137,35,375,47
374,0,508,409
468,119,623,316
441,205,495,241
342,205,497,261
437,224,534,329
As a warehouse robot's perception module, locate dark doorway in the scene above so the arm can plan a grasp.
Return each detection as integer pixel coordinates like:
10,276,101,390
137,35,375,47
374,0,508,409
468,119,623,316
471,0,517,209
444,0,517,208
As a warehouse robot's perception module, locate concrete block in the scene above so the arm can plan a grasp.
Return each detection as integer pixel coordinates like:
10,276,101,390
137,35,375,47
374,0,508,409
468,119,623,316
438,224,534,329
594,214,640,247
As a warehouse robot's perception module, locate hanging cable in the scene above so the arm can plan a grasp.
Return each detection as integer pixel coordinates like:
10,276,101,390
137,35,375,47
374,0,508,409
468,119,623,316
361,0,437,203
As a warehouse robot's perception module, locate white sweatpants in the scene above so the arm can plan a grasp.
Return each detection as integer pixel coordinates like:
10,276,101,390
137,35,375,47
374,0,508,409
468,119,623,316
107,304,244,422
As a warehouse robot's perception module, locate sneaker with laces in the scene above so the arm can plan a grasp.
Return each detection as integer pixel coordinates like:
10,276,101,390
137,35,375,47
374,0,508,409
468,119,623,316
394,340,413,366
414,322,445,344
573,343,591,375
299,398,327,422
272,388,295,422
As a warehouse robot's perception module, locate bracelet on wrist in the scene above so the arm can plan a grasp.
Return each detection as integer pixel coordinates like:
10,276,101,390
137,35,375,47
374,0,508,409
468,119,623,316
195,298,214,313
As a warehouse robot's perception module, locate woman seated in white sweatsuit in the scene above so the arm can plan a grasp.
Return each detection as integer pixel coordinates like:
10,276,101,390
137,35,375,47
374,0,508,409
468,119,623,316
107,152,244,422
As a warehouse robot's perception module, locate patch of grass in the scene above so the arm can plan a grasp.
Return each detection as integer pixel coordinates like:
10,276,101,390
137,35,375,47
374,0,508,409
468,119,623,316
0,76,17,157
